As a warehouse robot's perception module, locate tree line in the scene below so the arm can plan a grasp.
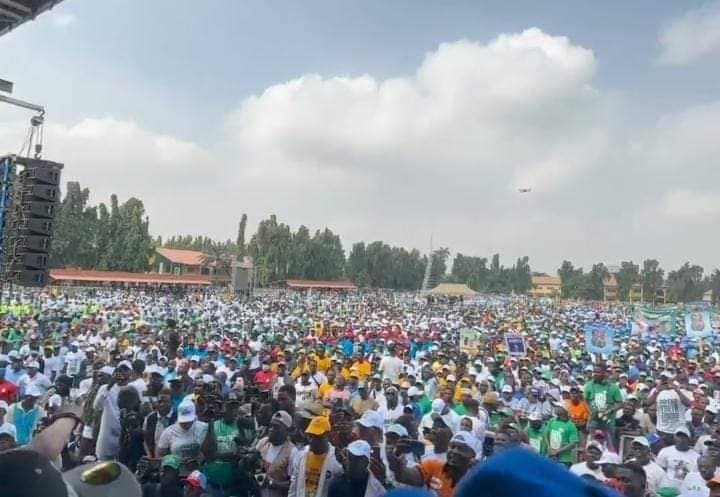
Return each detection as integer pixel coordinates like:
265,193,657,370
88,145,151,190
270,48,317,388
49,182,719,302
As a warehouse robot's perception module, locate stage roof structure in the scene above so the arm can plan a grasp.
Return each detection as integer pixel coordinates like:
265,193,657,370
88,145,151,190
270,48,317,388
428,283,477,297
0,0,64,37
286,279,357,290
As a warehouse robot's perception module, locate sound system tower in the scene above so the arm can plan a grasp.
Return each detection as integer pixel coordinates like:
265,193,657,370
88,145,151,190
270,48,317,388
1,156,63,287
231,259,254,298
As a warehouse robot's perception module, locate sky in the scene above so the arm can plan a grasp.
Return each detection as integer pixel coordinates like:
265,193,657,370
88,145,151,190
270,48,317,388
1,0,720,274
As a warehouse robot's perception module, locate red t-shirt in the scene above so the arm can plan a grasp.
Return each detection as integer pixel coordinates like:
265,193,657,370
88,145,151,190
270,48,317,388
254,370,275,390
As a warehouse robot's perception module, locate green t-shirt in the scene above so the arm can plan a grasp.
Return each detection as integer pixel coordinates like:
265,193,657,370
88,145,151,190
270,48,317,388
418,395,432,414
454,404,469,416
525,425,547,455
545,418,579,463
583,381,623,422
204,420,240,486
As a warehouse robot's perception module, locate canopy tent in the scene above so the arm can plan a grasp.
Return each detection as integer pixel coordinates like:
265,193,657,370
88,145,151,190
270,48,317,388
428,283,477,297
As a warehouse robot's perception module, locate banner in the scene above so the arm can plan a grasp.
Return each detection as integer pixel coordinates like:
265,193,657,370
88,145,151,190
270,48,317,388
459,328,481,354
584,324,615,355
631,308,677,337
686,311,713,338
505,333,527,357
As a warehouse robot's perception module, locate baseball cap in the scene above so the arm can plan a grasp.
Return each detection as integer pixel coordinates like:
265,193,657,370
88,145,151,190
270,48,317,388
184,470,207,490
675,426,691,437
271,410,293,428
357,410,384,430
631,436,650,448
305,416,331,436
63,460,142,497
451,431,479,456
347,440,372,459
177,400,197,423
407,386,420,397
528,413,543,422
386,424,409,437
431,398,446,414
161,454,182,471
502,385,513,393
0,400,8,412
116,361,132,370
0,423,15,441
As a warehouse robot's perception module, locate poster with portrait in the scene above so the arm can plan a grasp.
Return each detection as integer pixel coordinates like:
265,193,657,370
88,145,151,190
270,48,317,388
505,333,527,357
632,308,676,337
685,311,713,338
459,328,481,354
584,324,614,355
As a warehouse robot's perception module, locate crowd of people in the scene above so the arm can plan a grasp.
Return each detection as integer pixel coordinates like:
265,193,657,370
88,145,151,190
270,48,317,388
0,288,718,497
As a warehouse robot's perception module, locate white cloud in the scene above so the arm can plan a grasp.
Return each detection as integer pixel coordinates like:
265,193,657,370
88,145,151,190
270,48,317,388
2,27,719,272
52,13,77,28
658,1,720,65
663,189,720,218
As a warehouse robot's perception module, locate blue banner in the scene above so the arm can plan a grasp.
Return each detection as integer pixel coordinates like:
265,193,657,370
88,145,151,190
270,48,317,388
584,324,615,355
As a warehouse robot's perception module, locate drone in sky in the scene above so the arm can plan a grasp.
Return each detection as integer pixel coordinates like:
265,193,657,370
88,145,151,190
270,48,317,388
517,188,532,193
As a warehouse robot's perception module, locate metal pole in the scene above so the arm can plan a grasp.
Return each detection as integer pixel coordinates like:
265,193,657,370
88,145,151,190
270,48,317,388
0,94,44,114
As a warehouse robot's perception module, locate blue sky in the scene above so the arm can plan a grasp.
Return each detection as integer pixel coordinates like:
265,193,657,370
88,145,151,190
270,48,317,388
2,0,720,273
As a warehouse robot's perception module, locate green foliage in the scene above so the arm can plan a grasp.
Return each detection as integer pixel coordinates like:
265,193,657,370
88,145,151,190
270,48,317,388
558,260,584,299
616,261,640,301
50,183,153,271
345,241,424,289
641,259,665,303
667,262,705,303
450,253,531,294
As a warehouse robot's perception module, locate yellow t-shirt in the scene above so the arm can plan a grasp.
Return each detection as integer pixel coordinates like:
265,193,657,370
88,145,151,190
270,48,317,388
352,360,372,379
340,367,352,380
304,451,327,497
318,382,333,400
315,357,332,373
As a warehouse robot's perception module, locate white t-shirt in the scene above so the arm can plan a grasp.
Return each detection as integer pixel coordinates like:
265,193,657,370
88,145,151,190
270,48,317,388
656,389,687,434
295,382,318,402
643,460,667,494
157,421,209,461
680,471,710,497
378,403,404,425
379,356,403,382
656,445,700,489
570,462,606,481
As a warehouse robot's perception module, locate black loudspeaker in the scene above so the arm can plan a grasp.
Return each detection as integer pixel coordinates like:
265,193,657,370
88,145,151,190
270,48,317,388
231,262,253,293
5,157,63,287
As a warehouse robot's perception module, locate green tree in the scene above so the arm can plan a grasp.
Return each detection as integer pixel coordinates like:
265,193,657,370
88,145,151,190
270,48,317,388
288,225,312,278
429,247,451,285
307,228,345,279
709,270,720,305
641,259,664,304
558,260,584,299
511,256,532,294
616,261,640,301
667,262,705,303
50,182,98,268
346,242,370,287
450,254,489,291
586,263,609,300
248,215,292,286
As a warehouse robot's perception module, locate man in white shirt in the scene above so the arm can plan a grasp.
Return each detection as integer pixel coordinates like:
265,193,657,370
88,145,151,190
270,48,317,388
680,454,716,497
378,348,403,383
627,436,666,494
647,373,692,439
17,361,51,398
656,427,700,490
570,443,607,481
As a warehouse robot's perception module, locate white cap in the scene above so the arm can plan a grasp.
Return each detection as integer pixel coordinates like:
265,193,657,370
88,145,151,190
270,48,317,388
407,386,420,397
0,423,16,440
0,400,8,411
117,360,132,370
100,366,115,375
446,374,457,382
502,385,513,393
431,398,446,414
26,361,39,369
675,426,691,437
356,410,384,430
631,436,650,448
177,400,197,423
271,410,293,428
386,424,409,437
48,393,63,408
451,431,479,456
347,440,372,458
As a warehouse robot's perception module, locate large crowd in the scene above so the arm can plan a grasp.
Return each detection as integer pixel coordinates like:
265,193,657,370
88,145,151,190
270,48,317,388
0,288,718,497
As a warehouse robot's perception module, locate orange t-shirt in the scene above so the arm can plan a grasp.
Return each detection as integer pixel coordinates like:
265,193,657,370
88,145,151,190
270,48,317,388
419,459,455,497
566,399,591,428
